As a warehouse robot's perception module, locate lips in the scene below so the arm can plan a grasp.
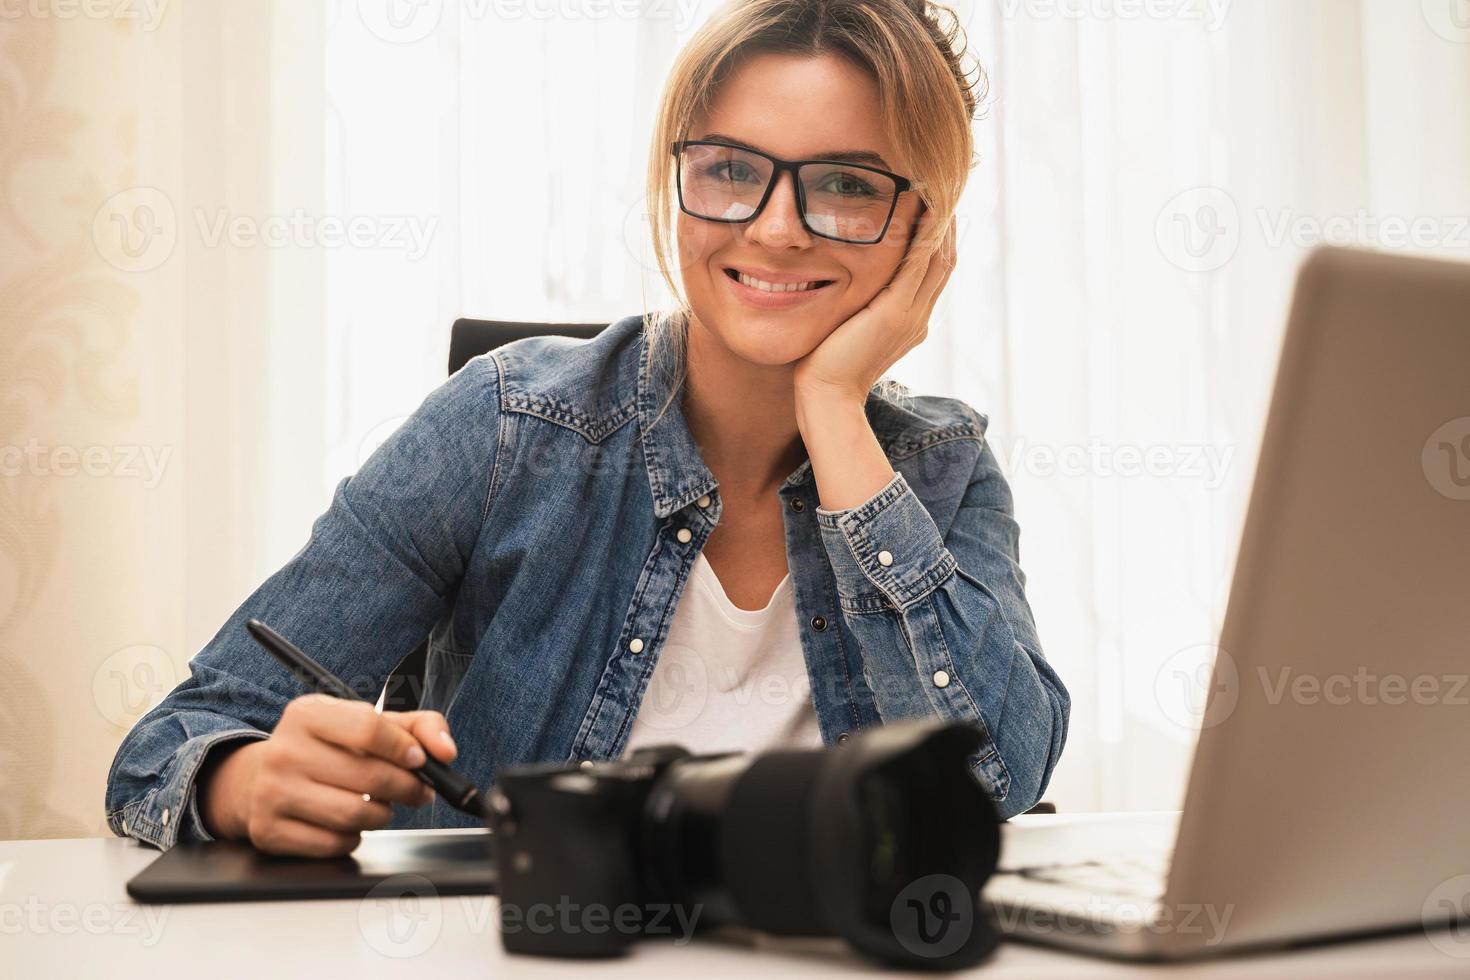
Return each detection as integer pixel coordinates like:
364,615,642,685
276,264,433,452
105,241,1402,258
722,267,836,292
720,265,836,309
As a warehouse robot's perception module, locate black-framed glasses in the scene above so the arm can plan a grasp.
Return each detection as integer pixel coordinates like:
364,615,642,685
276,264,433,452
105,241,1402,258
671,139,917,245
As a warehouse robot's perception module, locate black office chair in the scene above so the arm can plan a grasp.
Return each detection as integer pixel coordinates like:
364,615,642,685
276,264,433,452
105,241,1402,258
380,318,607,713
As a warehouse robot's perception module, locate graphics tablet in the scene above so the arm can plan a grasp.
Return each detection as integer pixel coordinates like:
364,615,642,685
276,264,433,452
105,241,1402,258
126,827,497,903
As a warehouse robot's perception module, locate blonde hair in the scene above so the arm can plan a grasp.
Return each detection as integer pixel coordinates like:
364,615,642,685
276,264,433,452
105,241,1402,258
639,0,987,427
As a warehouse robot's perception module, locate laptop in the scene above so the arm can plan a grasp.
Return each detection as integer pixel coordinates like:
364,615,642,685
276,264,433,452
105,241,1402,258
983,246,1470,959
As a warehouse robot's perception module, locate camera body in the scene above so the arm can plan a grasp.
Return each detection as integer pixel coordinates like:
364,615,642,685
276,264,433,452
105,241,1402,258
487,721,1003,968
486,744,703,957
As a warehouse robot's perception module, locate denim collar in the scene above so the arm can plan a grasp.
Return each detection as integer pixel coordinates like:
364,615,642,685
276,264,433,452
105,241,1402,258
632,314,951,519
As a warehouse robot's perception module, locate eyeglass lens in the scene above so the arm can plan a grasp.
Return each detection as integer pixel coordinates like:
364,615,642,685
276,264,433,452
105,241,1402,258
679,143,897,243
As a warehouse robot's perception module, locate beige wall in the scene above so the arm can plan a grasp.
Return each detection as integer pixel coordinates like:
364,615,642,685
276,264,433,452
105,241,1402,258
2,10,181,839
1,4,327,839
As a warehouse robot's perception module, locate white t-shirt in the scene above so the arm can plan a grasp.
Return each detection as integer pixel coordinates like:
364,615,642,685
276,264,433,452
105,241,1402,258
622,551,824,757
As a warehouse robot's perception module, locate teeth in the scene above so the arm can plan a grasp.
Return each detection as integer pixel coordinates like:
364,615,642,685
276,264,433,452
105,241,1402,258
736,271,823,293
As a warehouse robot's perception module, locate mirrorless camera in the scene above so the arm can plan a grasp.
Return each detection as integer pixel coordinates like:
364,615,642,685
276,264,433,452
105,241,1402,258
486,720,1003,969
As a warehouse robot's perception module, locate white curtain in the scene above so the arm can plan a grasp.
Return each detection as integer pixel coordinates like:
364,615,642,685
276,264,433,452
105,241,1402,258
2,0,1468,837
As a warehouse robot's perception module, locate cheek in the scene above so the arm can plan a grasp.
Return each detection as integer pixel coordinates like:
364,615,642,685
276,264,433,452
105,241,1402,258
842,249,904,304
675,213,725,270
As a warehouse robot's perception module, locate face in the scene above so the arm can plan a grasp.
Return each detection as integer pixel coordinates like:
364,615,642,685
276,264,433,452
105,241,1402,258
675,52,924,367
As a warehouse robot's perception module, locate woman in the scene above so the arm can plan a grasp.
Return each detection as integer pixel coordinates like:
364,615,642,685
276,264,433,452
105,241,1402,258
105,0,1069,857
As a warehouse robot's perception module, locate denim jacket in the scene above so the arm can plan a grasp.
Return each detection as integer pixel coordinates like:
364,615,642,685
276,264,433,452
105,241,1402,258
105,312,1070,849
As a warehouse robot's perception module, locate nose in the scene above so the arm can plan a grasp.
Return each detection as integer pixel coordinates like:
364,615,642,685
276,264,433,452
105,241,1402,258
745,169,813,248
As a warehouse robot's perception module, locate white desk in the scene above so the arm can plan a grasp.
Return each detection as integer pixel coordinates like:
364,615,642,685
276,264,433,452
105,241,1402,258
2,826,1461,979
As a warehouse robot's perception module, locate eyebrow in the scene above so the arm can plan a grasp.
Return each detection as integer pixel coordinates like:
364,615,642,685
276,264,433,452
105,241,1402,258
697,132,891,169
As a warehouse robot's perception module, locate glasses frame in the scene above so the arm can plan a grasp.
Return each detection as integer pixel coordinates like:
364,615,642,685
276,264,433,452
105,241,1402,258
670,138,918,245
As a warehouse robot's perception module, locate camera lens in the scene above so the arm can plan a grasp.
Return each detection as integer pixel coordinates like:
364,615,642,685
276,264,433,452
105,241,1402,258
637,721,1002,968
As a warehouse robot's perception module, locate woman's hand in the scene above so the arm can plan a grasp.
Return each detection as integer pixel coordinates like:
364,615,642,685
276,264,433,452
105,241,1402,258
792,206,957,409
197,695,458,857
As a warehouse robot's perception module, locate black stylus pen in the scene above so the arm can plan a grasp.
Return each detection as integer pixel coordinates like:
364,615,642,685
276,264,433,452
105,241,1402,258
245,618,488,819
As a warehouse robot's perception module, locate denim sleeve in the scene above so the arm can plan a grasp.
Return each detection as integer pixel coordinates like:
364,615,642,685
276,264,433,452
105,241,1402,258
814,439,1070,820
104,354,505,849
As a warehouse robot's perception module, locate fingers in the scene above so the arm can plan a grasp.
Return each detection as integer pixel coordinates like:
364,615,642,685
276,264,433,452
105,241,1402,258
248,814,362,859
293,737,435,808
239,697,460,858
916,214,958,314
284,694,427,769
276,781,396,835
382,709,458,765
890,207,953,312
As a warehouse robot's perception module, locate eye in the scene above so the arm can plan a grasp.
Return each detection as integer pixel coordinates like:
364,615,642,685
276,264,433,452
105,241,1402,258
821,171,879,197
702,161,760,184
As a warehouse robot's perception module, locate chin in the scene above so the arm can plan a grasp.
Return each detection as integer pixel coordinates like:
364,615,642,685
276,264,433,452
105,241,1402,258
695,301,830,367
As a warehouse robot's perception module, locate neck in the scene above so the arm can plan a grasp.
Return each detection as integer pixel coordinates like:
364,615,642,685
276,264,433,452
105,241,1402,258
682,314,809,504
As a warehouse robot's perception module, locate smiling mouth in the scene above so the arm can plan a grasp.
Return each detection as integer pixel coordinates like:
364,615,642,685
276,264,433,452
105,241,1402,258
723,268,836,293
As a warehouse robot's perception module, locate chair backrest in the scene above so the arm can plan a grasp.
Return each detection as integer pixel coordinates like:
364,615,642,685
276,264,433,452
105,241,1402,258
447,318,606,376
381,319,608,713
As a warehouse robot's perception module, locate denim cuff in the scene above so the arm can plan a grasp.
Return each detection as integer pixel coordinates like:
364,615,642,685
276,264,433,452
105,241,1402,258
815,471,957,611
108,727,268,849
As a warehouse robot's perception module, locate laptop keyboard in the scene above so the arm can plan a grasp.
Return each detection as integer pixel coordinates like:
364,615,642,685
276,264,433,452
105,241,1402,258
1007,850,1170,899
